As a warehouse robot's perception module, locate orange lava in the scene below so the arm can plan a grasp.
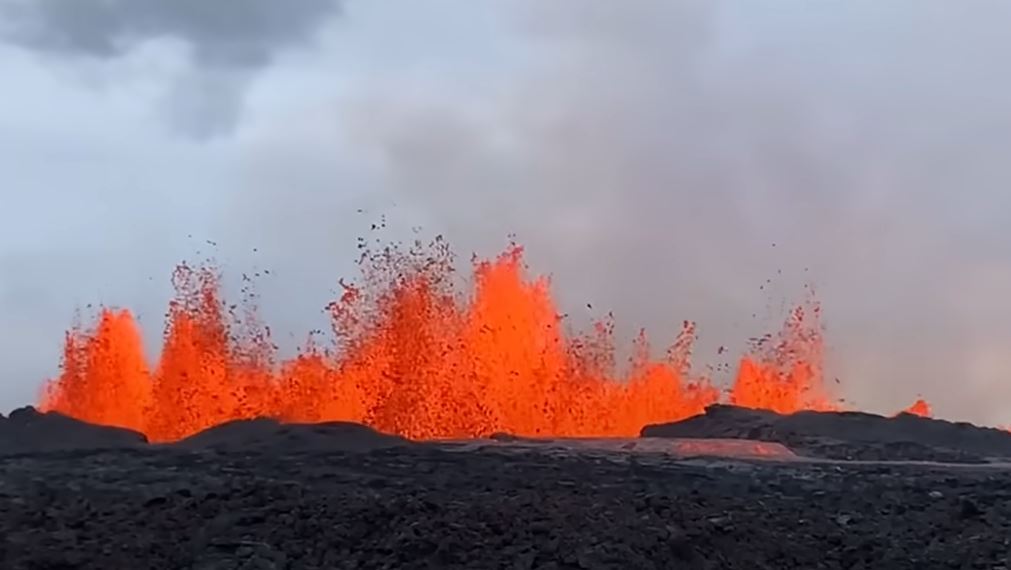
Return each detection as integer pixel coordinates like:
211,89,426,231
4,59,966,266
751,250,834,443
39,239,895,443
903,398,932,418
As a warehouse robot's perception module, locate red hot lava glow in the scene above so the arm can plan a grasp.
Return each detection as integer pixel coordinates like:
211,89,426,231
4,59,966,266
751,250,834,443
38,240,927,442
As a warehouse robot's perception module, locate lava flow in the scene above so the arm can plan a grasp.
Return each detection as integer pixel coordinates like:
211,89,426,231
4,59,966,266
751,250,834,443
39,239,889,443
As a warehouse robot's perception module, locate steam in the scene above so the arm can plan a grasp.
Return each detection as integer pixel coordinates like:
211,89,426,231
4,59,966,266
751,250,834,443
2,1,1011,425
235,0,1011,424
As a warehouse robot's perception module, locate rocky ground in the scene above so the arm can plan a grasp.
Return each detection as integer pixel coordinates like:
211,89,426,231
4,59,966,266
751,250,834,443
4,406,1011,569
2,443,1011,570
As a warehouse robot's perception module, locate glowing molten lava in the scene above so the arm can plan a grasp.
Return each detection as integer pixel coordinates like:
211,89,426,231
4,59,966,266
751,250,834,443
903,399,932,418
41,240,848,442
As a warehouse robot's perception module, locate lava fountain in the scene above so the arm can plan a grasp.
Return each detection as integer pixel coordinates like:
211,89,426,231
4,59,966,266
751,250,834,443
39,238,886,443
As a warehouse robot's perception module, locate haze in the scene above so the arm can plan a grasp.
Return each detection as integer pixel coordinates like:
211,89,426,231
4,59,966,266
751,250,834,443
1,1,1010,425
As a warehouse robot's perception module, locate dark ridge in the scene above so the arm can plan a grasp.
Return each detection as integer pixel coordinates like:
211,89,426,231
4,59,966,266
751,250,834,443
488,432,530,442
641,404,1011,463
172,417,412,454
0,406,148,456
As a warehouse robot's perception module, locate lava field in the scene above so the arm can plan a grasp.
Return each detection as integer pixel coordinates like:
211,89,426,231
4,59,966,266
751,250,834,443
3,405,1011,569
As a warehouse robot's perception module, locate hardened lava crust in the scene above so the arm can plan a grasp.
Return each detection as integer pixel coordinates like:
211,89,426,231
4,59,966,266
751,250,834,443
2,407,1011,569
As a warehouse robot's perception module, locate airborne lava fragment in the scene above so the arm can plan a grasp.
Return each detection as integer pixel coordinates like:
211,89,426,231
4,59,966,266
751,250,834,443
38,240,909,442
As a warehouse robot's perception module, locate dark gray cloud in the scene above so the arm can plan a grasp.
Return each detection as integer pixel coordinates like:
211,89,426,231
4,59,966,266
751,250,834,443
0,0,341,136
0,0,339,66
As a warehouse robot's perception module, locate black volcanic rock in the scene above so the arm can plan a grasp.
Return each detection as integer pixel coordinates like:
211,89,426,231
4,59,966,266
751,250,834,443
172,418,412,454
3,442,1011,569
641,404,1011,462
0,406,147,455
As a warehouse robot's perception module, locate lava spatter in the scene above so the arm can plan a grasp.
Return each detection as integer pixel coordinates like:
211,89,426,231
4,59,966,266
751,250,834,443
38,239,911,442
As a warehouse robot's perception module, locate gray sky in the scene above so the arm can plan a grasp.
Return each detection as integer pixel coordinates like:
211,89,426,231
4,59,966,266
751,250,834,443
2,0,1011,425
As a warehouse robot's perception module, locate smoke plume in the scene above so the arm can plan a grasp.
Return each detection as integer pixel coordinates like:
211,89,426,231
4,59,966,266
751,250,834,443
3,1,1011,425
233,0,1011,424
